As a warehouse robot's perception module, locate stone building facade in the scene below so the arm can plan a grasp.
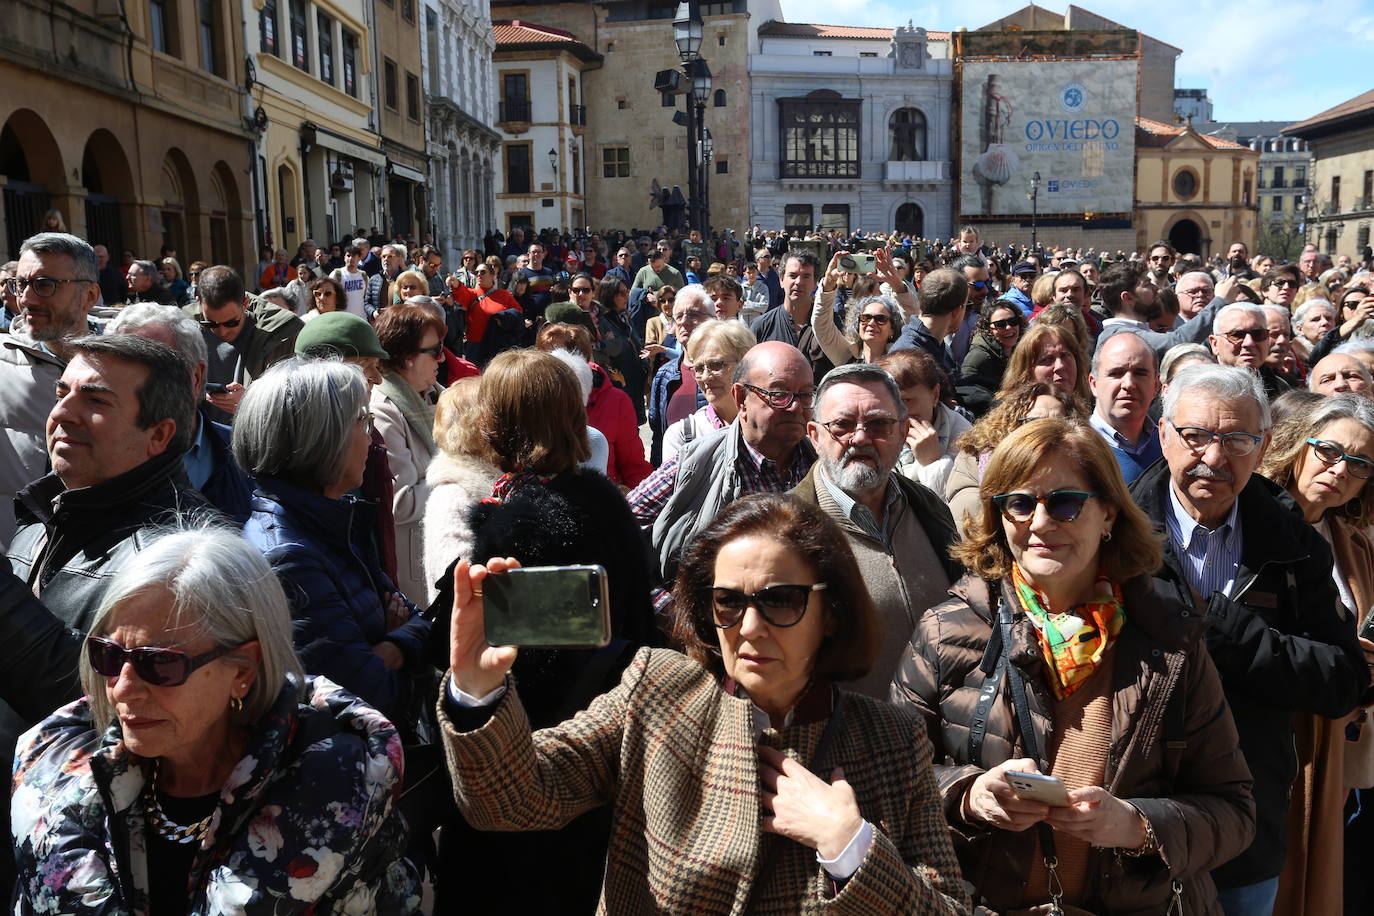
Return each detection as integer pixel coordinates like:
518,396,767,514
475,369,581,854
1134,117,1258,257
423,0,500,260
746,23,954,239
0,0,255,275
1286,90,1374,261
375,0,433,241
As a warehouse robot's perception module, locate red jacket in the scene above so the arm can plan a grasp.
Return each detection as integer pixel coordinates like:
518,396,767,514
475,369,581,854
587,363,651,488
452,282,521,343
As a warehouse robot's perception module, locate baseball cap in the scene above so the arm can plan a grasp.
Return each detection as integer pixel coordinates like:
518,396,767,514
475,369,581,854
1011,261,1038,276
294,312,389,359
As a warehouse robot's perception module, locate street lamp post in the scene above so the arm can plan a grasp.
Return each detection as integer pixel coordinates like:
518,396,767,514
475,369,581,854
673,2,711,235
1028,171,1041,253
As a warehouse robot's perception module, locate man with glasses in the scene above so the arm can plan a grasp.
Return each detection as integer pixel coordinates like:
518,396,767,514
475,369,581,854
0,232,103,548
1145,241,1175,288
646,286,715,464
1174,271,1217,321
188,266,302,420
1128,364,1366,915
791,364,961,698
1209,304,1290,400
631,341,818,588
606,248,635,286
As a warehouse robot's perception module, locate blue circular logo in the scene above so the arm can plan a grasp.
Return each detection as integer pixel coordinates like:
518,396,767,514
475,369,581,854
1060,82,1087,113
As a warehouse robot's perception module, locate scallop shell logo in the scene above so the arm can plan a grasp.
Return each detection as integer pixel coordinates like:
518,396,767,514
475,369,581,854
1059,83,1087,114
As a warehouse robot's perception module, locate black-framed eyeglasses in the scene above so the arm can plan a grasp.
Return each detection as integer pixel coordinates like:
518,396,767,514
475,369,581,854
990,317,1020,331
199,316,243,330
4,276,92,298
1170,424,1263,457
741,383,817,410
819,416,900,441
1307,438,1374,480
708,584,827,629
858,313,891,326
1220,327,1269,344
416,345,443,358
992,490,1099,523
87,635,247,687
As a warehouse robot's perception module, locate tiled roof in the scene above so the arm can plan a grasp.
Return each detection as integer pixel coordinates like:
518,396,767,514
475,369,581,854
1285,89,1374,137
1135,117,1250,150
492,20,580,45
757,21,950,40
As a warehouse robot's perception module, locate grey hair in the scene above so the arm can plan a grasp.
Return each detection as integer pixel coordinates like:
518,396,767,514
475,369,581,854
20,232,98,281
1308,352,1373,391
107,304,209,399
68,334,195,453
1259,304,1292,330
1162,363,1272,430
382,243,407,259
842,295,903,343
1160,342,1215,384
814,363,907,421
1177,270,1215,289
1212,303,1267,336
674,283,714,313
130,259,159,278
232,357,367,491
1333,341,1374,359
81,525,305,730
1293,298,1336,327
351,237,370,249
1306,393,1374,438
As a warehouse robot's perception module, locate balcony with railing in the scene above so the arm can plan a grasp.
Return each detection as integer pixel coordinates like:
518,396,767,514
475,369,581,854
498,98,532,123
883,160,950,183
569,105,586,126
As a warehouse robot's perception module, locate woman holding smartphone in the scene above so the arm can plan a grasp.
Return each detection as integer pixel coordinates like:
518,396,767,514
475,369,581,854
441,494,969,915
891,418,1255,914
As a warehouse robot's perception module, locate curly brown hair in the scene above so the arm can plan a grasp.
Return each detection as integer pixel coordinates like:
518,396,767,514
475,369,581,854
956,381,1087,456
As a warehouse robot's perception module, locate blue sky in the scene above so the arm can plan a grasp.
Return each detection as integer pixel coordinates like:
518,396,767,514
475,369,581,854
778,0,1371,124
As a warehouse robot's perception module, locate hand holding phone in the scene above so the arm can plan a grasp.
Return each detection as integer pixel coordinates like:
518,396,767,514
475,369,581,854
483,565,611,649
448,557,520,697
963,758,1053,832
1006,771,1071,806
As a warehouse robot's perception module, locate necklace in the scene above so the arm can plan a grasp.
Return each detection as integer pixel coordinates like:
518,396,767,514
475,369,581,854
143,761,215,846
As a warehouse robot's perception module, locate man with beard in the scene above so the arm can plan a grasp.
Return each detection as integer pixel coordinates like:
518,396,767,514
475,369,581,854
1096,261,1233,359
1222,242,1258,281
791,363,961,698
1146,240,1176,288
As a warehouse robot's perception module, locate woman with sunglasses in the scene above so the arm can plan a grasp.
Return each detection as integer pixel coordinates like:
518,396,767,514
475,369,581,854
893,419,1255,914
811,251,912,368
13,527,420,913
441,493,969,915
370,303,449,605
1257,394,1374,915
302,275,346,322
448,258,522,366
960,299,1027,417
945,382,1086,537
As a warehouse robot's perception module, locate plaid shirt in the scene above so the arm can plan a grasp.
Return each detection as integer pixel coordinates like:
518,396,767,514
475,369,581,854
629,427,816,533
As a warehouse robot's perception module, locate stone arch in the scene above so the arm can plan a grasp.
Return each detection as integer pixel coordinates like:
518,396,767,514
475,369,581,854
158,147,201,261
209,160,245,268
1163,211,1207,258
79,128,136,256
894,201,924,237
1,109,66,258
888,107,928,161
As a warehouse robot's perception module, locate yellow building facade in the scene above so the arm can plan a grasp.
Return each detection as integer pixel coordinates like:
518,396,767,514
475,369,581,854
1134,118,1258,258
1285,89,1374,260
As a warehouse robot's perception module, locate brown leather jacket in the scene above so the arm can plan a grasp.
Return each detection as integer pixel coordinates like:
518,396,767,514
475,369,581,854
891,574,1256,914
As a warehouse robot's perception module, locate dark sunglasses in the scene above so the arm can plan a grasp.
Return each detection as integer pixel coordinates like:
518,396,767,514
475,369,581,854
990,317,1020,331
199,316,242,330
970,280,988,290
992,489,1099,523
571,286,594,294
416,345,443,357
1221,327,1269,344
87,635,246,687
708,584,827,629
858,313,891,326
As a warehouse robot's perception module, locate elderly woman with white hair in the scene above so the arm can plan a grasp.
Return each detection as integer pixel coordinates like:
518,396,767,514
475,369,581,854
1293,299,1338,368
810,249,913,367
11,527,420,914
237,358,432,735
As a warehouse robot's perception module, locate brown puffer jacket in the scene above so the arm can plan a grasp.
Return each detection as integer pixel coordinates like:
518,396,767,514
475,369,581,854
891,574,1256,915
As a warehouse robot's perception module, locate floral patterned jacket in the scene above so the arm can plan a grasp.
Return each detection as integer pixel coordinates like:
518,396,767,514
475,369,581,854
12,675,422,915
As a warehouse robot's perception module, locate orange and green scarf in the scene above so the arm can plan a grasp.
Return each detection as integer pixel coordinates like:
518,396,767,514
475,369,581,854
1010,564,1124,700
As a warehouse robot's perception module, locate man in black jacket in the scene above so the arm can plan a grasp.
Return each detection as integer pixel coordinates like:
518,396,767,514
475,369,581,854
749,251,833,384
1128,363,1367,914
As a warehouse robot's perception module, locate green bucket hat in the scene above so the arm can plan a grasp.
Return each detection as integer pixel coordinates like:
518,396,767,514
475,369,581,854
294,312,389,359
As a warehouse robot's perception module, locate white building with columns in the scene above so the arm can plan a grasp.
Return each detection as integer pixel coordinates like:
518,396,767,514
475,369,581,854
422,0,500,262
748,22,954,239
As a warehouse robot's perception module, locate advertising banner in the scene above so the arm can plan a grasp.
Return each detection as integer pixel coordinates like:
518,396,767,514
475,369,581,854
959,58,1137,217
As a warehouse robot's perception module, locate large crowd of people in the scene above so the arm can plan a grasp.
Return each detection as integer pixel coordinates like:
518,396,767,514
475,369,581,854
1,217,1372,915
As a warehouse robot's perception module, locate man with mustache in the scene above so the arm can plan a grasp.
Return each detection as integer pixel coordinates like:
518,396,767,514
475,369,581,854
1210,303,1291,401
791,364,961,699
1129,364,1367,915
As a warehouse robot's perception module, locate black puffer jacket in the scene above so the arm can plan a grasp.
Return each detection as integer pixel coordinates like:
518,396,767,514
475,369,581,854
1128,461,1367,888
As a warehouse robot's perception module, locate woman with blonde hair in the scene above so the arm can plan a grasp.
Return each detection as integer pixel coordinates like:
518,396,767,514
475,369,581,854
159,257,190,305
945,382,1088,536
996,321,1092,405
893,419,1254,913
391,269,429,306
661,318,756,463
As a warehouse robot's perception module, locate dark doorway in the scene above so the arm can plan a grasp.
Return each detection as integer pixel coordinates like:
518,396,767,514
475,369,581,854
388,179,413,237
895,202,924,237
1168,218,1203,257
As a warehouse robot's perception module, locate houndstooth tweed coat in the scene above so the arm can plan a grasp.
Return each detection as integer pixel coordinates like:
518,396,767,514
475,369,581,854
441,647,970,914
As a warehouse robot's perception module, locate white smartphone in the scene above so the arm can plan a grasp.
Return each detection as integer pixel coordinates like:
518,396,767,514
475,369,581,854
1006,771,1071,807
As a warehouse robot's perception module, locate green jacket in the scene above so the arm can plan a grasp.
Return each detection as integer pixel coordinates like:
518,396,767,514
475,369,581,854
183,296,303,384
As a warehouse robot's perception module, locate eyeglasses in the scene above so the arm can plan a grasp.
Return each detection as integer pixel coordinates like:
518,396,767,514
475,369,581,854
858,313,891,326
688,358,736,376
87,635,246,687
199,316,243,330
741,383,817,410
1170,424,1264,457
708,584,827,629
989,317,1020,331
571,286,594,294
1272,279,1299,288
673,309,712,324
969,280,988,290
992,489,1099,523
819,416,900,441
475,268,492,275
1307,438,1374,480
1220,327,1270,345
4,276,92,298
416,345,443,358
